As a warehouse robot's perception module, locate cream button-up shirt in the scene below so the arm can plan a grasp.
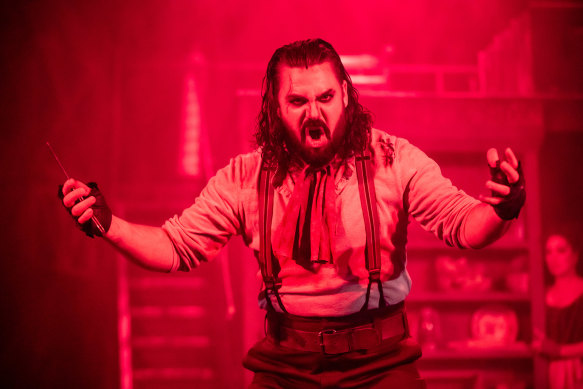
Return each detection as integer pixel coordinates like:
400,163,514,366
163,129,480,316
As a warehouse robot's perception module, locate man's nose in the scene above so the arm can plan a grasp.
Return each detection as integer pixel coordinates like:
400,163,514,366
306,101,321,119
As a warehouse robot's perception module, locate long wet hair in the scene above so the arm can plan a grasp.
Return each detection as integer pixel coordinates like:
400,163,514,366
254,38,373,170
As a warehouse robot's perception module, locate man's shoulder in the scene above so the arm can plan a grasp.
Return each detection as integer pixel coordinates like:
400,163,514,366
232,149,263,166
367,128,438,173
370,128,411,148
223,149,263,188
369,128,416,164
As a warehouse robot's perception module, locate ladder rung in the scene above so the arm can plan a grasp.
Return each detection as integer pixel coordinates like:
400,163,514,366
132,335,210,348
132,367,214,380
130,277,204,289
131,305,206,318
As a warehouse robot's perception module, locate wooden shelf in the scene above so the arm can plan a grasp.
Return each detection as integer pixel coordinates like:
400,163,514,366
408,291,530,303
131,305,207,318
133,367,214,381
407,237,529,251
132,335,210,348
421,344,532,360
419,370,479,384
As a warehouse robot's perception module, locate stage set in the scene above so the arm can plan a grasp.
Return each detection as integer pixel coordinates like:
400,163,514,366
1,1,582,388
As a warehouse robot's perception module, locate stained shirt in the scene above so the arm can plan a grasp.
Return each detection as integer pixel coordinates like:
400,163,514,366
162,128,480,316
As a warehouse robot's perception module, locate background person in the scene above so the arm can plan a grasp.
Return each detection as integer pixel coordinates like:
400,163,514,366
533,224,583,389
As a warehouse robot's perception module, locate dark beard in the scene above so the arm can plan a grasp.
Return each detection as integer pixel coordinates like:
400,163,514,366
282,110,347,168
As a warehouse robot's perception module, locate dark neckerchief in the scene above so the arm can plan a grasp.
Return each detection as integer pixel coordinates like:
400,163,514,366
272,163,338,267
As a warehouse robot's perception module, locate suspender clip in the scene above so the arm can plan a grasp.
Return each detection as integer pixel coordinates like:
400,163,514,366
264,276,282,290
368,269,381,282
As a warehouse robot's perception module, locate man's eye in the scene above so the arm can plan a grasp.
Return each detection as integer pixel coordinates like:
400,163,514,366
319,94,333,102
290,99,306,106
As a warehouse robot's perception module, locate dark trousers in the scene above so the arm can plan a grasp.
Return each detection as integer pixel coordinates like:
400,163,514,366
243,308,426,388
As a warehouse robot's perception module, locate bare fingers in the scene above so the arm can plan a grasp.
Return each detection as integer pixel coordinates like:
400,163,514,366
504,147,519,169
78,207,95,224
486,180,511,196
480,195,504,205
61,178,95,225
500,148,520,183
499,160,520,184
486,147,520,185
63,187,89,208
62,178,89,194
486,148,499,168
71,196,96,218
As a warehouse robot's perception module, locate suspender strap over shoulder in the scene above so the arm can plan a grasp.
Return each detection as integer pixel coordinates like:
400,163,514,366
355,150,387,310
258,164,287,313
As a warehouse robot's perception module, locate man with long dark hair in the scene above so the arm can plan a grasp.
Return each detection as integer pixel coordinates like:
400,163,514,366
60,39,525,387
255,39,372,173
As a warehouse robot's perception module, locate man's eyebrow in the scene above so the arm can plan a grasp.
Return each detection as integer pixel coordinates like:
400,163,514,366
285,93,306,101
285,89,335,100
317,89,335,98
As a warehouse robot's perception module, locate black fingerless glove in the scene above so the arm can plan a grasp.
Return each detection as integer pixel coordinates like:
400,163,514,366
489,161,526,220
58,182,112,238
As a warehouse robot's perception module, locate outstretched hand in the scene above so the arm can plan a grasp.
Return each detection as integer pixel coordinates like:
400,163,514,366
59,178,112,237
482,148,519,204
480,147,526,220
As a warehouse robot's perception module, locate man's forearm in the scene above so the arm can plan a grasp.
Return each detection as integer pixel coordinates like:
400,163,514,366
104,215,176,272
463,203,511,249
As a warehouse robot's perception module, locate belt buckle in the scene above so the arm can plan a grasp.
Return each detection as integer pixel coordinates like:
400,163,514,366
318,329,337,353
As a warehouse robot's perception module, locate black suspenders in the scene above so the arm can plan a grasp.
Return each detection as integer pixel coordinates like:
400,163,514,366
258,151,387,313
355,151,387,311
258,164,288,313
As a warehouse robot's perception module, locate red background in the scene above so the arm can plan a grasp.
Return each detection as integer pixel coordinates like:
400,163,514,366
1,1,582,388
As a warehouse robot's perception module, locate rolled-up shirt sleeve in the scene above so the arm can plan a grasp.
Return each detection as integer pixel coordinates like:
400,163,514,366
162,157,245,272
397,139,480,248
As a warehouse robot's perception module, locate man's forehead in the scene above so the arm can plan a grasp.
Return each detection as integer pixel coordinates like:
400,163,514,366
277,62,342,93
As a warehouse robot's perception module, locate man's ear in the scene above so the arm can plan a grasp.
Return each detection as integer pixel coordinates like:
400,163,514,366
342,80,348,108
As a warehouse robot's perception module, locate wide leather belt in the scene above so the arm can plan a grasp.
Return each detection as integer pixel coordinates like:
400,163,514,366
267,310,408,355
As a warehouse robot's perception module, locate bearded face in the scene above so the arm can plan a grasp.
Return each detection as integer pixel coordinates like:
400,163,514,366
276,61,348,167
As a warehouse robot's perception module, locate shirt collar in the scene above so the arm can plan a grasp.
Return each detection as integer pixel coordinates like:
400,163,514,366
275,157,355,198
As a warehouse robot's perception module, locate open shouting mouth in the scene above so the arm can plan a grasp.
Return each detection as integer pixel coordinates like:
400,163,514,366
302,120,330,148
307,126,324,140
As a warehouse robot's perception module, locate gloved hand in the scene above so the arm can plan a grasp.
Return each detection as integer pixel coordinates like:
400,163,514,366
58,179,112,238
482,148,526,220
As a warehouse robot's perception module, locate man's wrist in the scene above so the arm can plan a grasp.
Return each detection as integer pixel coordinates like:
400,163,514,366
103,215,122,243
